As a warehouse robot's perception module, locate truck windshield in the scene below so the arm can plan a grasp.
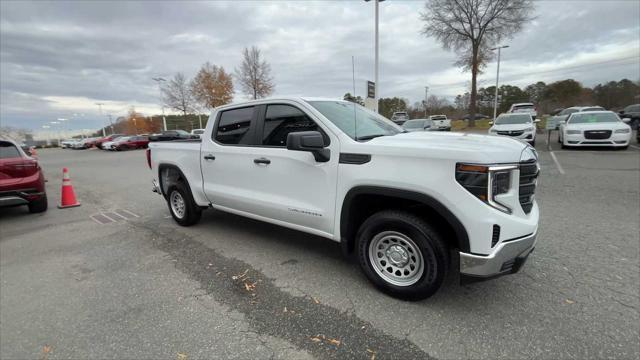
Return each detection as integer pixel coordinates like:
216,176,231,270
308,101,402,141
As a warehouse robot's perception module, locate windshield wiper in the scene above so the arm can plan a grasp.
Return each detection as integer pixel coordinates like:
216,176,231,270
356,134,387,141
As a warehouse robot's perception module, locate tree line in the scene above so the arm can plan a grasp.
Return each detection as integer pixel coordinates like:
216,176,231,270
347,78,640,121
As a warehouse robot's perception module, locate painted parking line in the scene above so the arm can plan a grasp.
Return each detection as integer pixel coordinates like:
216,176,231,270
549,151,565,175
115,208,140,219
89,209,141,225
630,144,640,150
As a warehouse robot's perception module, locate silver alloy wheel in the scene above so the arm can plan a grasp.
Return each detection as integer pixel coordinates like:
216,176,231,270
170,191,186,219
368,231,424,287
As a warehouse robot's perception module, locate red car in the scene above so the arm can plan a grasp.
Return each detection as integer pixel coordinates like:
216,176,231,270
113,136,149,150
95,134,125,149
0,139,47,213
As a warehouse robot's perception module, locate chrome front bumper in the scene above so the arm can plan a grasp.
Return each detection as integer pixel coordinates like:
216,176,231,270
459,232,536,281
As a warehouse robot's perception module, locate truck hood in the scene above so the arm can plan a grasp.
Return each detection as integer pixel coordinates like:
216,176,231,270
363,131,530,164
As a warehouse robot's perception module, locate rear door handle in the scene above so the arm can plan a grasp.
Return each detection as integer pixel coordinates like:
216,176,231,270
253,157,271,165
203,154,216,161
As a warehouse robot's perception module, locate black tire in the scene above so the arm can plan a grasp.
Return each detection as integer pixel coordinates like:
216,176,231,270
166,181,201,226
28,195,48,213
356,210,449,301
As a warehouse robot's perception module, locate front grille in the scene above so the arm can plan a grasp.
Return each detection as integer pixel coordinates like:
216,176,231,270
584,130,612,139
497,130,524,136
519,160,538,214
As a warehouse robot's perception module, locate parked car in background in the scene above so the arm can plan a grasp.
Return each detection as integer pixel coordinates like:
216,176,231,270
149,130,196,141
103,136,131,150
96,134,125,149
191,129,205,138
509,103,538,119
428,115,451,131
462,113,490,120
402,119,433,132
618,104,640,129
113,135,149,150
0,138,47,213
60,139,76,148
390,112,410,125
551,106,605,129
559,111,631,149
489,113,539,146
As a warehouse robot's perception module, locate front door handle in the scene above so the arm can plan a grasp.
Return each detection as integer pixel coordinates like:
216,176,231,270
203,154,216,161
253,157,271,165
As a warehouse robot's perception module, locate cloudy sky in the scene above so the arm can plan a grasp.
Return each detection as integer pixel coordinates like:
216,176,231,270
1,0,639,131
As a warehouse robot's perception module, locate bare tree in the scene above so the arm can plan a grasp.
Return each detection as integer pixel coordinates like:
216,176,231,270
191,62,234,109
162,72,195,116
235,46,274,100
421,0,535,126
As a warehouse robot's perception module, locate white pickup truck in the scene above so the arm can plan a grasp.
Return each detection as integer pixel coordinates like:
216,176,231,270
147,97,539,300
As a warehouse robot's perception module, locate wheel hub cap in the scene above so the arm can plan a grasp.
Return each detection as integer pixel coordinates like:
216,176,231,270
368,231,425,287
386,245,409,267
170,191,186,219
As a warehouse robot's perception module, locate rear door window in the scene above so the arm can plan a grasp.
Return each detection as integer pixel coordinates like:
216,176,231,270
214,107,256,145
0,141,21,159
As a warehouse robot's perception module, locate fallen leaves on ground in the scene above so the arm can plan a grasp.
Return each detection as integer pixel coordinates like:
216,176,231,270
40,345,52,360
565,299,575,304
232,269,249,280
312,297,320,304
309,334,341,349
177,352,188,360
367,349,377,360
244,281,256,292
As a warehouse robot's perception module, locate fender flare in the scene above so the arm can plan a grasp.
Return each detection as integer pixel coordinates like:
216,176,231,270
157,164,195,201
340,186,470,253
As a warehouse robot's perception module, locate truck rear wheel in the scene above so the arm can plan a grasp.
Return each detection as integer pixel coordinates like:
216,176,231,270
356,210,449,300
167,181,201,226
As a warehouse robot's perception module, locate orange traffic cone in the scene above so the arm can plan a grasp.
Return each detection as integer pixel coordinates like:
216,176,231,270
58,167,81,209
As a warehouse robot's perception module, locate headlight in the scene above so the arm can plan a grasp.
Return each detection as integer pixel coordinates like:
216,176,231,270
614,128,630,134
489,129,497,133
566,130,581,134
455,163,516,214
526,126,534,131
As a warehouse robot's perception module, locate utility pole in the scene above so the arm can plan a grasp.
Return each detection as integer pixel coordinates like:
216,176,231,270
95,102,106,137
198,114,203,129
424,86,429,117
491,45,509,120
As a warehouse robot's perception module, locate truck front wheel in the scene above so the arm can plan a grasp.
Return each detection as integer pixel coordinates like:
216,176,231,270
167,182,201,226
356,210,449,300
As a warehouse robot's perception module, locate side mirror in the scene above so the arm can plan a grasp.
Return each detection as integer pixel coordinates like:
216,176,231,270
488,121,494,125
286,131,330,162
622,118,631,123
534,119,541,123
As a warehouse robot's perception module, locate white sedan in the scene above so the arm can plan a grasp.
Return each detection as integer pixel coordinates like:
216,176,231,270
488,113,539,146
559,111,631,149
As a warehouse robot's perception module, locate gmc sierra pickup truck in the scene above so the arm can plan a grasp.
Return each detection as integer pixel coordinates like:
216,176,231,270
147,97,539,300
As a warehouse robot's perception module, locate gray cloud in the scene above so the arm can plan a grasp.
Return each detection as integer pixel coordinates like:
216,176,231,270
1,0,638,130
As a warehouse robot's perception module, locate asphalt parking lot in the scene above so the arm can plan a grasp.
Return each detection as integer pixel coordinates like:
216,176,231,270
1,133,639,359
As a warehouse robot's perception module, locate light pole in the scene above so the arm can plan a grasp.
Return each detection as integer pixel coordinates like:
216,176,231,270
95,102,106,137
41,125,51,146
424,86,429,117
491,45,509,120
365,0,384,113
152,77,167,131
58,118,68,139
